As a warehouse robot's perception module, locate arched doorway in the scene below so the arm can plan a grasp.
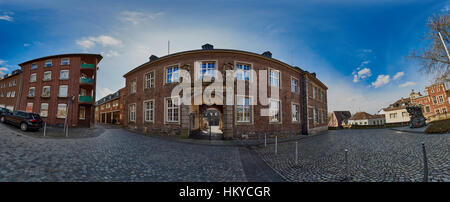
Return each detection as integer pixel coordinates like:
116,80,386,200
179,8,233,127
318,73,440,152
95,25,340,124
201,107,222,135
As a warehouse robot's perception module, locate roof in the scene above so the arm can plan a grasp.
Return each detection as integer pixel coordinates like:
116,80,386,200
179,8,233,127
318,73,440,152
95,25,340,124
122,48,327,89
95,90,121,105
19,53,103,66
383,97,411,111
349,112,384,120
332,111,351,123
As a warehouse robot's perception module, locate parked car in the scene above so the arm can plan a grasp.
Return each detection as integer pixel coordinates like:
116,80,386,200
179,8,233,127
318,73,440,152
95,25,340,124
0,110,43,131
0,107,10,117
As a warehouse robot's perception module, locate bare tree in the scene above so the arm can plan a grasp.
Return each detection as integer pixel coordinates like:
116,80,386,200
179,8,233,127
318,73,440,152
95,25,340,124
410,14,450,84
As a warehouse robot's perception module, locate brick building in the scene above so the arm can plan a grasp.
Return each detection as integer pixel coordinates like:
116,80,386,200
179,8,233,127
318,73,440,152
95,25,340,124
122,44,328,139
17,53,102,128
410,83,450,118
0,69,23,111
95,87,126,125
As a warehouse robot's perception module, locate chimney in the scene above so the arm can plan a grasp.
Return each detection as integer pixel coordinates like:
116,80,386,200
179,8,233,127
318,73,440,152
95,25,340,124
149,55,159,61
311,72,316,77
202,43,214,50
262,51,272,58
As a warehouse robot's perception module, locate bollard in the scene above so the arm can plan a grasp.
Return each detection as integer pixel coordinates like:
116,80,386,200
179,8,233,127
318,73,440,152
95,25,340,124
43,122,46,137
264,133,267,148
275,136,278,155
344,149,349,181
422,142,429,182
295,142,298,164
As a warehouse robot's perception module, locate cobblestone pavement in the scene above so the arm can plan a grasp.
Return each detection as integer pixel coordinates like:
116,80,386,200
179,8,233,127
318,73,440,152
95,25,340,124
0,124,256,182
255,129,450,182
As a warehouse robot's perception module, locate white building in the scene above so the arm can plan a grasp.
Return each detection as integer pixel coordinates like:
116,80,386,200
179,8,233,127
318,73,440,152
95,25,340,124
379,97,410,124
348,112,386,126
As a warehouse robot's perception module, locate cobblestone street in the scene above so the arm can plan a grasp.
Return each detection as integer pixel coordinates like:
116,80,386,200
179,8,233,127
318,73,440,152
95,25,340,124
0,123,263,182
255,129,450,182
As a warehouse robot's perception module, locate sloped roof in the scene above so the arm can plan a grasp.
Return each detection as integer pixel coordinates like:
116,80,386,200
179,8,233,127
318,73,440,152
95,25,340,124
349,112,383,120
332,111,351,123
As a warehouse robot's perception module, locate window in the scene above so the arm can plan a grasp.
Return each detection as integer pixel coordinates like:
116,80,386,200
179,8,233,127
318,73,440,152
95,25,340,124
431,89,434,93
313,87,317,99
30,73,37,82
60,70,69,80
439,96,444,103
43,71,52,81
426,106,430,113
113,100,119,108
199,62,216,79
443,108,447,113
61,58,70,65
292,103,300,122
79,106,85,120
235,63,250,80
269,69,280,87
13,80,16,86
436,109,440,114
314,108,318,123
40,103,48,117
236,96,252,123
402,112,407,117
57,104,67,118
432,96,437,104
26,103,33,113
165,97,179,123
166,66,179,83
6,92,10,97
144,100,154,122
101,105,105,110
129,79,137,93
144,71,155,89
59,85,68,97
28,87,35,97
11,91,15,97
269,99,281,122
291,78,299,93
129,104,136,122
45,60,52,67
437,87,440,92
106,103,110,108
390,113,397,118
31,63,37,69
42,86,51,97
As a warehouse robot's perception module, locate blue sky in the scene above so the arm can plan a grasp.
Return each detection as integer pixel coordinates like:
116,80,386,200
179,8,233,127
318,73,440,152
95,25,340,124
0,0,448,113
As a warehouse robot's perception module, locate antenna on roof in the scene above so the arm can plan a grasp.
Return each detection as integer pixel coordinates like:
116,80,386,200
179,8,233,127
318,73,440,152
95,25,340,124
168,40,170,55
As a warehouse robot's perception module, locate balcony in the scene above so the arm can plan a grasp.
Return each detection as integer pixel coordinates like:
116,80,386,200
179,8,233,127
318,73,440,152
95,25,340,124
80,63,95,69
80,77,94,88
79,96,93,104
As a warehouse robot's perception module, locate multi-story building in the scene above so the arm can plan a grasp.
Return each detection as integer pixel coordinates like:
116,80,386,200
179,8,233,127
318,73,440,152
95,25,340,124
348,112,385,126
122,44,328,139
18,53,102,128
0,69,22,111
379,97,411,124
95,87,126,125
410,83,450,119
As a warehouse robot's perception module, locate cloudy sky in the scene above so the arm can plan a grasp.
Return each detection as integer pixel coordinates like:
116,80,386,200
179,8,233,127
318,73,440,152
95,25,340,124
0,0,448,114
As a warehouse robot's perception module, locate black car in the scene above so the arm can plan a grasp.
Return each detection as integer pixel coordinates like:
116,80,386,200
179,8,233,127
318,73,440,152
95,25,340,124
0,107,10,117
0,110,43,131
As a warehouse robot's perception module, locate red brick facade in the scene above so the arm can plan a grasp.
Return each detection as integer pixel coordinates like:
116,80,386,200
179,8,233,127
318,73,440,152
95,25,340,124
95,87,126,125
410,83,449,118
18,54,102,127
122,48,327,138
0,70,22,111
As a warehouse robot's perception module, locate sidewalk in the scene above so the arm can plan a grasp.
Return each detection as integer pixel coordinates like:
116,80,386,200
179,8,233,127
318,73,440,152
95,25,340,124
10,124,105,139
389,125,430,134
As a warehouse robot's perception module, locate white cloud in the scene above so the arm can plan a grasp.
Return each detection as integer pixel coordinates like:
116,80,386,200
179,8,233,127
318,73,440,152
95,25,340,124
393,71,404,80
371,75,390,88
101,50,120,57
0,13,13,22
352,61,372,82
97,87,114,100
76,35,122,50
23,43,31,47
119,11,163,25
0,59,6,65
399,81,416,88
0,67,9,77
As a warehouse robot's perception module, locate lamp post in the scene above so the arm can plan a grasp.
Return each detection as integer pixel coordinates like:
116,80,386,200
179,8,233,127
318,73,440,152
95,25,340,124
64,95,75,137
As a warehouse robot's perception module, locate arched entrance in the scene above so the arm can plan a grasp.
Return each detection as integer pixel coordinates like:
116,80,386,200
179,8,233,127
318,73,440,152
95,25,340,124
201,107,222,135
189,105,223,139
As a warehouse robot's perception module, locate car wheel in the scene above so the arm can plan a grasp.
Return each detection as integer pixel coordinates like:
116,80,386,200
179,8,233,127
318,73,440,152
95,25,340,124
20,123,28,131
0,116,4,123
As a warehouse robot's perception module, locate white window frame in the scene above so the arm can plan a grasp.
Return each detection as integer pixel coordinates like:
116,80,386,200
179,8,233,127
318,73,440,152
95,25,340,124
60,70,69,80
43,71,52,81
144,71,155,89
165,65,180,84
40,103,49,117
164,97,180,124
59,85,68,97
30,73,37,82
11,91,15,98
234,62,252,81
129,103,136,122
56,104,67,119
129,79,137,94
269,68,280,87
291,77,299,93
291,102,300,123
42,86,51,97
61,58,70,65
235,95,253,124
26,103,33,113
28,87,35,97
269,99,282,123
44,60,52,67
143,99,155,123
31,63,37,69
199,61,217,79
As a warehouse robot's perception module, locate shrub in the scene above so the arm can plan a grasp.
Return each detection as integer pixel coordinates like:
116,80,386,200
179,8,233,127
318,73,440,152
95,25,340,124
425,119,450,134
